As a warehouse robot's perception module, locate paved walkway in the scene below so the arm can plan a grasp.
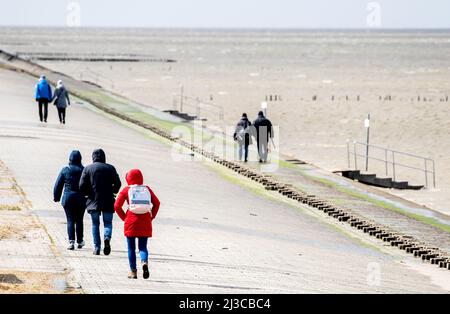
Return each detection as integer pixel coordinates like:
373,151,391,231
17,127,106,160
0,159,71,293
3,49,450,254
0,68,449,293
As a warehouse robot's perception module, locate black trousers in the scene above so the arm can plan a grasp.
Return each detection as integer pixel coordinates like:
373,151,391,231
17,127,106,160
57,108,66,123
38,99,49,122
237,142,249,161
64,206,85,243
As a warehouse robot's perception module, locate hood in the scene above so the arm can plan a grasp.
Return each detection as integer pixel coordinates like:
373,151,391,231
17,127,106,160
69,150,82,166
239,117,250,126
126,169,144,185
258,111,265,118
92,149,106,163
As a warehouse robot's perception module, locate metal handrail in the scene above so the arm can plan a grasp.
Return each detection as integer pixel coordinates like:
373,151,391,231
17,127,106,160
347,139,436,188
352,152,431,173
173,93,225,121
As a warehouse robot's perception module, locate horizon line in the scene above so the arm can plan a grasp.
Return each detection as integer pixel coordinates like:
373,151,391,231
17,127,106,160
1,25,450,31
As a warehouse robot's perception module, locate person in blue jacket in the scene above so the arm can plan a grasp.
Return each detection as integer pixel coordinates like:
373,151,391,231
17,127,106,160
34,75,53,123
53,150,87,250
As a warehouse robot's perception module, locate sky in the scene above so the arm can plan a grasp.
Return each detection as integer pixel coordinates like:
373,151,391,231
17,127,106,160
0,0,449,29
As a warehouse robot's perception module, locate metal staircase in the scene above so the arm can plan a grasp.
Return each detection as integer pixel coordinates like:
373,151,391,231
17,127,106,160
340,140,436,190
337,170,424,190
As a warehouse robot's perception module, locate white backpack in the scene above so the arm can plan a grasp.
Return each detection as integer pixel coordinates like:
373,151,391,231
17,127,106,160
128,185,153,215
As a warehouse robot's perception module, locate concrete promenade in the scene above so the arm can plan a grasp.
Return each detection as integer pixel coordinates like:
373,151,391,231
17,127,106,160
0,68,449,293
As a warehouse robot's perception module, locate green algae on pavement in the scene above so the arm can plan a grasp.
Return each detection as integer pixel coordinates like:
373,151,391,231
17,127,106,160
295,168,450,234
204,159,386,253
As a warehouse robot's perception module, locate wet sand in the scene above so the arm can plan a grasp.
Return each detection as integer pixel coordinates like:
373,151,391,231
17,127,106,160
2,27,450,214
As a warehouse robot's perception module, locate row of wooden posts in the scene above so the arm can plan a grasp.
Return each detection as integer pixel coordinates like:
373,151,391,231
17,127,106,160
264,94,450,102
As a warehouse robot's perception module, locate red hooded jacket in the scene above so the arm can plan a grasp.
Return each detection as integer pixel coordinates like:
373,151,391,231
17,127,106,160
114,169,160,237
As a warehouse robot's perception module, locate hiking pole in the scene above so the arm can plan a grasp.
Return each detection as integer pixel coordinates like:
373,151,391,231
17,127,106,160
270,137,276,150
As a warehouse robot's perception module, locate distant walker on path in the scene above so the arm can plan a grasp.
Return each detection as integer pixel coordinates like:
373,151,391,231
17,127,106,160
53,150,87,250
34,75,53,123
79,149,122,256
233,113,252,162
53,80,71,124
253,111,274,163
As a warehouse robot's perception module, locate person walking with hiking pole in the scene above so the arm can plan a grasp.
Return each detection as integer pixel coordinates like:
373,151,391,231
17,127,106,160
253,111,274,163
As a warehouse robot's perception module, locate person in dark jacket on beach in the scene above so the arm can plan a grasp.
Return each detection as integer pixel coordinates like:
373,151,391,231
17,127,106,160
114,169,160,279
53,150,86,250
233,113,252,162
52,80,71,124
79,149,121,255
253,111,274,163
34,75,53,123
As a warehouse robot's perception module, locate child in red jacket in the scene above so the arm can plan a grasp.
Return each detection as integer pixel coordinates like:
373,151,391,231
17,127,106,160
114,169,160,279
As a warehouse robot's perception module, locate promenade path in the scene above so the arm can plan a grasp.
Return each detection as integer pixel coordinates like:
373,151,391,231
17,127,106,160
2,49,449,257
0,68,449,293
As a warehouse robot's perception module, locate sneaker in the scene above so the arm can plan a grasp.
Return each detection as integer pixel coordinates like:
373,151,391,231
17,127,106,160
142,263,149,279
103,239,111,256
77,240,85,249
67,241,75,250
93,248,100,255
128,270,137,279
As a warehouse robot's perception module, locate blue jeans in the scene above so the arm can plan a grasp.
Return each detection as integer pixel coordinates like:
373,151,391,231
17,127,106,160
238,143,249,161
127,237,149,271
90,211,113,250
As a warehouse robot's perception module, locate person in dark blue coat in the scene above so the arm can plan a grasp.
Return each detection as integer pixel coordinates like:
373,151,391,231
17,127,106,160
54,150,86,250
34,75,53,123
